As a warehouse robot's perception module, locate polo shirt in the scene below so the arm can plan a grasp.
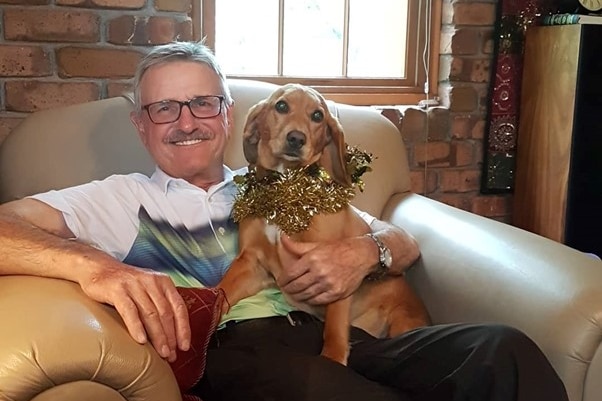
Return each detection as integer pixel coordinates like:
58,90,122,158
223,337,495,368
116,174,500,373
31,166,374,324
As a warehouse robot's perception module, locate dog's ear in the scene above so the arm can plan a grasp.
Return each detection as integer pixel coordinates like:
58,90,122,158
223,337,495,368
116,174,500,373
320,108,351,187
242,99,267,165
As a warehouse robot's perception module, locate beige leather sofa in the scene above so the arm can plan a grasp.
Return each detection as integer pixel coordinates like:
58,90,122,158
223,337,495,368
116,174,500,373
1,79,601,401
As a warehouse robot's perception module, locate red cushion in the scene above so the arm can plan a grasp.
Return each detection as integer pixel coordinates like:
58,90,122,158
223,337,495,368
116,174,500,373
169,287,225,396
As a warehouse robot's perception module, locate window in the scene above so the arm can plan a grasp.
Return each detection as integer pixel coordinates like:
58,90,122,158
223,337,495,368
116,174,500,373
193,0,440,105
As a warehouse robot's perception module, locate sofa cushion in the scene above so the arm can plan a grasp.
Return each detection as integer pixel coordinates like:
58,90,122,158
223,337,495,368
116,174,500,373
170,287,225,397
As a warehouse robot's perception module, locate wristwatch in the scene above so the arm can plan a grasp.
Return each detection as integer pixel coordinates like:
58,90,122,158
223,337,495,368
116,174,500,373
365,233,392,280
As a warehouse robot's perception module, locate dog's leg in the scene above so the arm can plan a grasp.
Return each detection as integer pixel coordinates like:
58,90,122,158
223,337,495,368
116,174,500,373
217,249,273,316
320,296,352,365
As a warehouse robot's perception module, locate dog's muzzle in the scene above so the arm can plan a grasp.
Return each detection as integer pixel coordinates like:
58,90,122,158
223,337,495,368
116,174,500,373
286,130,306,152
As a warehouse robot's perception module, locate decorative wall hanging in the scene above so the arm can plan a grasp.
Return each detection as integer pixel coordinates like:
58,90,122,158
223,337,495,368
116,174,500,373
481,0,563,193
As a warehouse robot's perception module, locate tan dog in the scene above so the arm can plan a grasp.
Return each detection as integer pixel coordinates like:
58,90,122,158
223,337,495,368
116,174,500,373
219,83,429,365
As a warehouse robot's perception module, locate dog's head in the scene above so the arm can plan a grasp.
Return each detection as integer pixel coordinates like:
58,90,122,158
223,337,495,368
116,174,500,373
242,83,350,186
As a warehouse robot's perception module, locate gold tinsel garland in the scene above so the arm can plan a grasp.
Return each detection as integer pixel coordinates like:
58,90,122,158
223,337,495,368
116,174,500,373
232,146,373,235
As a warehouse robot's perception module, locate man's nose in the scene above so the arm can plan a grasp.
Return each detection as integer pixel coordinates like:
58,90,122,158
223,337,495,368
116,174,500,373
176,104,196,129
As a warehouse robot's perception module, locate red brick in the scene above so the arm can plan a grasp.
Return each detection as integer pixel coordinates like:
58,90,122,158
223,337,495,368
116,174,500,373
426,107,450,140
0,45,51,77
92,0,145,8
452,3,497,26
471,195,512,218
413,141,451,167
450,28,481,55
400,107,427,141
433,193,472,212
445,57,491,83
4,9,99,43
154,0,192,12
474,139,484,166
480,84,492,110
451,114,474,139
450,115,486,140
57,47,142,78
108,15,192,45
472,119,486,139
56,0,88,4
447,86,479,112
471,59,491,83
0,0,48,4
451,141,474,167
439,169,480,192
107,81,133,98
399,107,450,142
379,108,403,132
483,29,495,54
450,57,464,78
150,17,192,43
5,81,100,112
409,170,438,194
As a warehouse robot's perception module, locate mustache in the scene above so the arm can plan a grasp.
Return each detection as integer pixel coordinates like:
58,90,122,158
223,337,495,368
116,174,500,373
165,129,214,143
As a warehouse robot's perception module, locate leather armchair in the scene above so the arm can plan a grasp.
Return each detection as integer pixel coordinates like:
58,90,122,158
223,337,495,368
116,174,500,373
1,79,601,401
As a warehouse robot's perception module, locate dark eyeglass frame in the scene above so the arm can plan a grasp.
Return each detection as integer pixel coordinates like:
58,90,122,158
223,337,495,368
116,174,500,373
142,95,226,124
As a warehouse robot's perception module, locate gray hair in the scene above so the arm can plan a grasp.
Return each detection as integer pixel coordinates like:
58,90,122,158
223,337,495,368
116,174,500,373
131,41,232,112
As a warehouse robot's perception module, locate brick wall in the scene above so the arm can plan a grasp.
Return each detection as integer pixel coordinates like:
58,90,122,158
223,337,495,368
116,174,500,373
0,0,192,142
422,0,511,221
0,0,512,221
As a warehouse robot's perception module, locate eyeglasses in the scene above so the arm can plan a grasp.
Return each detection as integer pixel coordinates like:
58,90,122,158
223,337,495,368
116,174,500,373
142,95,225,124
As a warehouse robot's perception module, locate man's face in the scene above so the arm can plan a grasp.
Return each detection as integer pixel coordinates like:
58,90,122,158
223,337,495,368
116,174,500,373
130,61,233,188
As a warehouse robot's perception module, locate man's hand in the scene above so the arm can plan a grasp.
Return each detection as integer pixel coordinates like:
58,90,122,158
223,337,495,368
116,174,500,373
277,234,373,305
78,263,190,363
0,199,194,362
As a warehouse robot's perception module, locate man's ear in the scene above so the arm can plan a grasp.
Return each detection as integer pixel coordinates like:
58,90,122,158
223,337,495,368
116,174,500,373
130,110,148,147
225,101,235,140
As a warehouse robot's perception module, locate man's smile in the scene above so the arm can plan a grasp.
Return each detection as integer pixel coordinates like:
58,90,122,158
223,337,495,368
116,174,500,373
172,138,205,146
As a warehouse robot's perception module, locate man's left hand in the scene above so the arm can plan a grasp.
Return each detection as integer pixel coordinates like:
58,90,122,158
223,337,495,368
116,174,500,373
277,234,373,305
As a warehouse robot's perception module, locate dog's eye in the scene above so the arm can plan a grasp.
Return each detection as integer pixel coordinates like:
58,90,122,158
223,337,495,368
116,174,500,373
275,100,289,114
311,110,324,122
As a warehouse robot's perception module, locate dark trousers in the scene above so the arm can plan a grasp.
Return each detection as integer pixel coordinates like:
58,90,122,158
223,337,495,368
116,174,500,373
195,312,568,401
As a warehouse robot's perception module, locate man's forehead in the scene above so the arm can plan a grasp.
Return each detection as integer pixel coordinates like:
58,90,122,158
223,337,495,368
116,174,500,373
140,61,224,102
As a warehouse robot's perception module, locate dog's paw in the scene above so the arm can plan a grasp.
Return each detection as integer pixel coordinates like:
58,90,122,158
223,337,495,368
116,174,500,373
320,345,349,366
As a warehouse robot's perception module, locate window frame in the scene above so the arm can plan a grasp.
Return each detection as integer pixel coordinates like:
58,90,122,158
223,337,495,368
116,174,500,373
192,0,441,106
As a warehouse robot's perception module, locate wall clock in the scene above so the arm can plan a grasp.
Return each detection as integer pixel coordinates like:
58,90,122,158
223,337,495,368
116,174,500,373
580,0,602,11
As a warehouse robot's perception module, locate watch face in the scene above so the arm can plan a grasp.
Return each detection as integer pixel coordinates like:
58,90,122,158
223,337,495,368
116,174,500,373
383,248,393,268
580,0,602,11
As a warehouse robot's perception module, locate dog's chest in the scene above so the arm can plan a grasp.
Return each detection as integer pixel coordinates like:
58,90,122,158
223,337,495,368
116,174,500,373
263,222,282,245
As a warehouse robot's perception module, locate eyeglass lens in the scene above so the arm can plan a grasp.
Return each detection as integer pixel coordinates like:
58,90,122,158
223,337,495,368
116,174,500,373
146,96,223,124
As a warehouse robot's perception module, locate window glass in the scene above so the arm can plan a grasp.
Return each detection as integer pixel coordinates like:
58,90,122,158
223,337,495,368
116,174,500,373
215,0,279,75
347,0,407,78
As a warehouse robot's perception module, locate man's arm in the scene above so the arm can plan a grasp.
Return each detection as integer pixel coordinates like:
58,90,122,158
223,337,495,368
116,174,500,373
0,198,190,362
277,218,420,305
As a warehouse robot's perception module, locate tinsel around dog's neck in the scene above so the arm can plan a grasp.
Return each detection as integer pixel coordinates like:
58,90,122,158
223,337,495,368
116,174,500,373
232,146,373,235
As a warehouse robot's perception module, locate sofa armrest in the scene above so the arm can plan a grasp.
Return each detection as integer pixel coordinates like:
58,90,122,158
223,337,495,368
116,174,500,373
0,275,181,401
383,193,602,401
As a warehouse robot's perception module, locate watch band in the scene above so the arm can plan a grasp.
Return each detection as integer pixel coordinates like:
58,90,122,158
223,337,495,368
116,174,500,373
365,233,392,280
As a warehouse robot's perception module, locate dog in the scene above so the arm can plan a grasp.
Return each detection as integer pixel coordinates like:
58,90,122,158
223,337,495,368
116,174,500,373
218,83,430,365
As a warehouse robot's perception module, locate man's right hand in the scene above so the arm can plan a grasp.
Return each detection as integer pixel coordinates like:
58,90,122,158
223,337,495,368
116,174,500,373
0,198,190,363
78,263,190,363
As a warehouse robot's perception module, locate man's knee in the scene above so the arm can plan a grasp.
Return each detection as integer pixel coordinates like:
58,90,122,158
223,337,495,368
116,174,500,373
473,324,539,355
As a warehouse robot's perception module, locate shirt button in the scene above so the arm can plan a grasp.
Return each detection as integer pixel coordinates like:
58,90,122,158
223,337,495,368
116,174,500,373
218,227,226,235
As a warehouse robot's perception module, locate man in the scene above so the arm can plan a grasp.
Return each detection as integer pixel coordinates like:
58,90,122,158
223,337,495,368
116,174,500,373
0,41,567,401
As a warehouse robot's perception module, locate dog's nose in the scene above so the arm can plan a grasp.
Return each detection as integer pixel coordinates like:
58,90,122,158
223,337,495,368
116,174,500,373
286,131,306,150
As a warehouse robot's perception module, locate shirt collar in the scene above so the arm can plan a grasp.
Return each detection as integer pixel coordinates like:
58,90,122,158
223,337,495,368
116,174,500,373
150,165,245,195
